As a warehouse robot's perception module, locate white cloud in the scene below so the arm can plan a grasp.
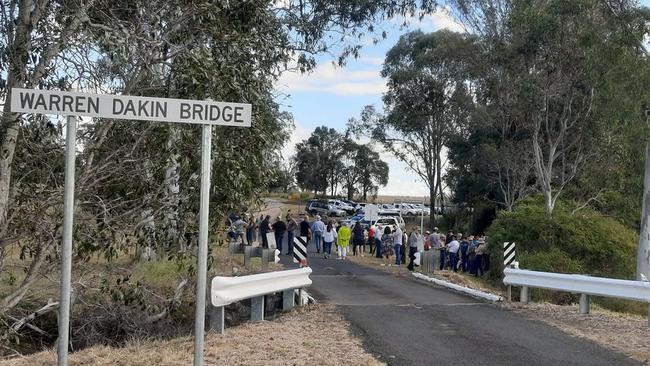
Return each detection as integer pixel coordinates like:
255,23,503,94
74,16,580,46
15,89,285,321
280,119,310,160
277,62,387,96
391,6,466,33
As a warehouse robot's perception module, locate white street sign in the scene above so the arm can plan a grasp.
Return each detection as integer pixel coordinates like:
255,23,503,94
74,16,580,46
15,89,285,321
10,88,252,127
364,204,379,222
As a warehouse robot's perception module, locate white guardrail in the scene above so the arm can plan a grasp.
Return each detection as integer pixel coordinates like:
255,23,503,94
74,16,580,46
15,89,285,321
207,267,313,333
503,267,650,323
211,267,312,307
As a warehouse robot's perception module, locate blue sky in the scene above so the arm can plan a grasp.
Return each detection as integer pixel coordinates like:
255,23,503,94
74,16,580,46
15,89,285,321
275,2,650,197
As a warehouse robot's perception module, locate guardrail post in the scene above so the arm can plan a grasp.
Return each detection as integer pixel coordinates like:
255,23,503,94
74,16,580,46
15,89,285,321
261,248,269,271
207,305,225,334
507,285,512,302
283,289,295,310
579,294,590,314
251,295,264,321
244,246,252,268
647,304,650,326
520,286,529,304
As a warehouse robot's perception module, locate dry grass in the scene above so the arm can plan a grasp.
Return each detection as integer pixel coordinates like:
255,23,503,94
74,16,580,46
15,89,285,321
1,305,384,366
505,302,650,364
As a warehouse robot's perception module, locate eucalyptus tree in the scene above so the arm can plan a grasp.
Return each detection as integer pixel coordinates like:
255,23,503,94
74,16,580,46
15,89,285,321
365,30,477,227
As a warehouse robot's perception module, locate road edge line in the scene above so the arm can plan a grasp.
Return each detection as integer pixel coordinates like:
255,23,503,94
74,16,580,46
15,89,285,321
412,272,503,303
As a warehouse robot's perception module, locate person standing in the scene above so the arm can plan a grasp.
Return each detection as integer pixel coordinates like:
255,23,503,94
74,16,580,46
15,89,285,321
311,215,325,253
271,216,286,253
337,222,351,260
322,220,337,259
447,235,460,272
245,214,256,246
438,234,447,270
475,237,488,276
460,235,469,272
255,215,264,244
381,226,394,265
260,215,271,249
352,222,365,256
367,225,375,255
232,216,247,243
286,214,298,256
299,214,312,250
467,236,477,275
392,225,403,266
401,229,408,264
407,227,421,271
374,225,383,259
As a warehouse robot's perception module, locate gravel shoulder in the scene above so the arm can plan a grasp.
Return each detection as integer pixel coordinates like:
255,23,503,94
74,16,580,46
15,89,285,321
1,305,384,366
506,302,650,364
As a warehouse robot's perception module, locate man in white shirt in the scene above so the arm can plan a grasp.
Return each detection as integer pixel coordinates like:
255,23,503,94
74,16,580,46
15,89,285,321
392,226,403,266
447,235,461,272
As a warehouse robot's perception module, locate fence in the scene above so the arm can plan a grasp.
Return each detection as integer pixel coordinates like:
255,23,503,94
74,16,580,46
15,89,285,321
503,267,650,324
207,267,313,333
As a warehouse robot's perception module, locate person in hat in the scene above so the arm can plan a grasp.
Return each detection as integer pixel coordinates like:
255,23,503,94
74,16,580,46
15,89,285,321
475,237,488,276
311,215,325,253
424,230,432,251
447,234,460,272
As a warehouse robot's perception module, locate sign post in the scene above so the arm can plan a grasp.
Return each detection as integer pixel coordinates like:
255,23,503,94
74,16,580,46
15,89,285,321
193,124,212,366
57,116,77,366
10,88,251,366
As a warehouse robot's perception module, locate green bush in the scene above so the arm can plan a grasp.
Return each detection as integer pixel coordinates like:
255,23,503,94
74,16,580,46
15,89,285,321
485,196,640,312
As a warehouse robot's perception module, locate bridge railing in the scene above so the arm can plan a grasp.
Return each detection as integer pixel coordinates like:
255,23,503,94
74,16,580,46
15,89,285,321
503,267,650,324
207,267,312,333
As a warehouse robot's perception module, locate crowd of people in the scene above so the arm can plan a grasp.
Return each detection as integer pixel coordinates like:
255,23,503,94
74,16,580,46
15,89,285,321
227,212,490,277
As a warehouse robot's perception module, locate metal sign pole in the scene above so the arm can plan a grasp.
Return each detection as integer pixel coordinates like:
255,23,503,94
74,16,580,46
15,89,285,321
57,116,77,366
193,124,212,366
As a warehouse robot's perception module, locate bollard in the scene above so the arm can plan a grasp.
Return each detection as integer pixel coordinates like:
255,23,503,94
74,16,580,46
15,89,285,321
283,289,295,310
579,294,590,314
244,246,252,268
251,295,265,322
261,249,269,271
520,286,529,304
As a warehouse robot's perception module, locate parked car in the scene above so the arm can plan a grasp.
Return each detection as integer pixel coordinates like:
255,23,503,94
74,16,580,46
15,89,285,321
374,216,406,231
378,204,400,216
328,199,356,215
340,213,366,227
307,201,346,217
414,203,430,215
393,203,417,216
342,200,357,208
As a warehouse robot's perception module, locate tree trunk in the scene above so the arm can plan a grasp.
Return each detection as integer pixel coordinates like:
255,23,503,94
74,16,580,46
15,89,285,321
637,137,650,281
163,127,181,252
428,182,436,229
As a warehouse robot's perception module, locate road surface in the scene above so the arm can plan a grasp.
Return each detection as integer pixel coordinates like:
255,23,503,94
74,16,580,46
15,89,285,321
282,243,640,366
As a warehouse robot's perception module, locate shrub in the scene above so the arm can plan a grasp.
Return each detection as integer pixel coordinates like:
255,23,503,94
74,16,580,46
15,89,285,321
485,196,640,312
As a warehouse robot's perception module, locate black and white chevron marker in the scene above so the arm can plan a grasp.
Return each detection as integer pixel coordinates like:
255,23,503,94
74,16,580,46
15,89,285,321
293,236,308,266
503,242,516,267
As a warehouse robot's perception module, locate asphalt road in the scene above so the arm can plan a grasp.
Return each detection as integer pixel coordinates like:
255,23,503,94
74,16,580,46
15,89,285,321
281,243,640,366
